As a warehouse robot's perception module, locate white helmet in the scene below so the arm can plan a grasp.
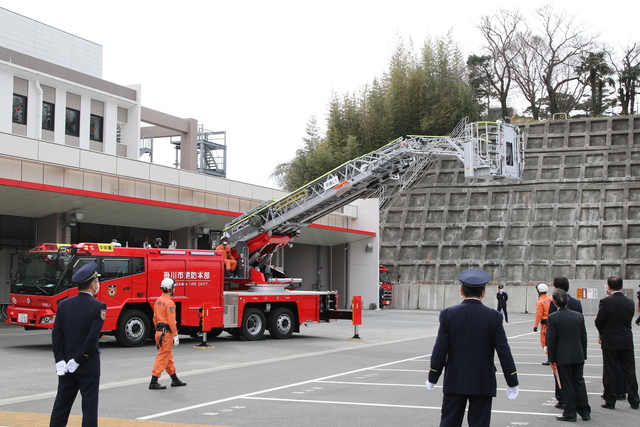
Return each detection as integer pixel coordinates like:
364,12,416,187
160,278,176,291
536,283,549,293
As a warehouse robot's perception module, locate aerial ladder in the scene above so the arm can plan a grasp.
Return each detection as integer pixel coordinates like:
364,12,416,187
222,120,525,286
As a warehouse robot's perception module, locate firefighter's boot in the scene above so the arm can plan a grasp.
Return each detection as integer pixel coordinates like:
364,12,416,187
149,375,167,390
170,373,187,387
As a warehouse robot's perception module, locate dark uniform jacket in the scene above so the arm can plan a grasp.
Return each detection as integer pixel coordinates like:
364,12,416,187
428,298,518,396
52,292,107,376
548,295,582,314
547,307,587,366
496,291,508,308
595,292,635,350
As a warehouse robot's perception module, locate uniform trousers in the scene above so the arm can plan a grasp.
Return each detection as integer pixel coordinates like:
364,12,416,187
50,372,100,427
152,330,176,377
223,258,237,271
539,323,547,349
498,305,508,323
557,363,590,419
440,393,492,427
602,348,640,407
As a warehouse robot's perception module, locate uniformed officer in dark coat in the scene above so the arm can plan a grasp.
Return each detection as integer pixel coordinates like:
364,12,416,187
426,269,519,427
496,284,508,323
595,276,640,410
547,289,591,421
50,262,106,427
546,276,582,409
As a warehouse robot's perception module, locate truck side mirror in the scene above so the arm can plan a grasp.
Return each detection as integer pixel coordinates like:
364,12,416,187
55,256,64,272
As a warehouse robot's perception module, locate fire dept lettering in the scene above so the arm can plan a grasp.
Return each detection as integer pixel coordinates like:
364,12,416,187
162,271,211,286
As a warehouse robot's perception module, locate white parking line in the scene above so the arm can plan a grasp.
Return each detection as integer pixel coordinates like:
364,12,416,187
137,354,427,420
242,396,559,417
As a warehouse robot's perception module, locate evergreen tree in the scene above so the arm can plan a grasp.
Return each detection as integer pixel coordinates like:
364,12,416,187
274,34,481,190
576,51,615,116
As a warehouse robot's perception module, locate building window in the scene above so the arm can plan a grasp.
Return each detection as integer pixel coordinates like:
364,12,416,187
90,114,103,142
65,108,80,136
13,94,27,125
116,122,122,143
42,102,54,131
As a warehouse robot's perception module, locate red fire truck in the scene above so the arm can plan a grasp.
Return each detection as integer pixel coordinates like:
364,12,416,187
379,266,394,308
6,242,349,346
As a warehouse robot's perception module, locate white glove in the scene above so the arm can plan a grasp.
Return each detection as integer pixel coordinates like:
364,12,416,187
173,335,179,346
56,361,67,376
425,380,435,391
506,385,519,400
66,359,79,373
543,346,548,354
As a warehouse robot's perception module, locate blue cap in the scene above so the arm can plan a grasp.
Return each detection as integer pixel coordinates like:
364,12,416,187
72,262,99,285
459,269,490,286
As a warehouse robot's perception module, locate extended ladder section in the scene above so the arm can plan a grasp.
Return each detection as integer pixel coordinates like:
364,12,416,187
224,121,524,256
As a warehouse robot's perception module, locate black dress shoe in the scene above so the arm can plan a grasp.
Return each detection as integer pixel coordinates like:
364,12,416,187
631,405,639,410
556,416,576,422
542,361,550,365
601,403,615,409
555,402,566,409
581,415,590,421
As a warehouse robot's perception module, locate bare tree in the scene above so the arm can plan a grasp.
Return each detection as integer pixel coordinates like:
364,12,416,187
477,9,523,118
518,5,598,116
512,33,547,119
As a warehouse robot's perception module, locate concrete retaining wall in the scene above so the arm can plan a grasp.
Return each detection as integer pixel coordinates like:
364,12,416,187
390,280,640,316
380,116,640,306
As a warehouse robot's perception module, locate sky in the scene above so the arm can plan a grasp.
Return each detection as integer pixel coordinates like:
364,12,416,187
4,1,639,188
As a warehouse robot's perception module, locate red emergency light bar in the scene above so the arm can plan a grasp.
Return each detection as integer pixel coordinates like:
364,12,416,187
32,243,114,253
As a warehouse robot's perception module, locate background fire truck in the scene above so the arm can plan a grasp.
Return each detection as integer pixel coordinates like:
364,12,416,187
379,266,394,308
5,120,524,346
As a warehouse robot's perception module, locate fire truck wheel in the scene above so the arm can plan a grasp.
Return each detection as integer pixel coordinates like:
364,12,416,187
241,308,266,341
268,307,295,339
115,309,151,347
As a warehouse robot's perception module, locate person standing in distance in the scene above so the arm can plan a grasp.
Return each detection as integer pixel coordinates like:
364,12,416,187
533,283,552,365
426,269,519,427
149,278,187,390
50,262,106,427
547,289,591,421
496,284,508,323
547,276,582,409
548,276,582,315
594,276,640,409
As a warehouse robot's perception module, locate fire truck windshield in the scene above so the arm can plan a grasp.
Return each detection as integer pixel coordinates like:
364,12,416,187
11,252,71,296
379,269,391,284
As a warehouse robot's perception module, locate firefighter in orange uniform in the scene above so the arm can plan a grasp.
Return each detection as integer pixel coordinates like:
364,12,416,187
149,278,187,390
533,283,553,365
216,237,237,276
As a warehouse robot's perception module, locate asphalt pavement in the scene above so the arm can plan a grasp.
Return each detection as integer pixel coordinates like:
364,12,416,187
1,308,640,426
